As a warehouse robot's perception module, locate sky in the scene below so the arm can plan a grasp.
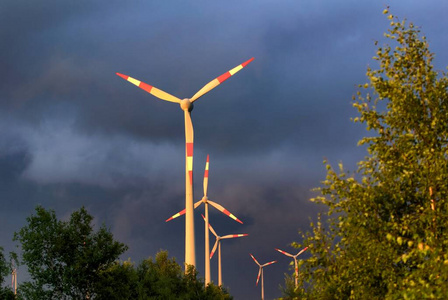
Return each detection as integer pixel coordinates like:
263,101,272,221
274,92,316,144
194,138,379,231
1,1,448,299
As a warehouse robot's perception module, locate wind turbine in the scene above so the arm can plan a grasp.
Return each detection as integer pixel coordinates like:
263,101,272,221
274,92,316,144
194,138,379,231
166,155,243,285
275,246,308,287
203,215,248,286
116,58,254,268
249,253,277,300
11,263,17,295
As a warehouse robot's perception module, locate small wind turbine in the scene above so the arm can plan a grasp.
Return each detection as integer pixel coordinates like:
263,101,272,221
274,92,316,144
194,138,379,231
250,253,277,300
166,155,243,285
275,246,308,287
204,215,248,286
117,58,254,268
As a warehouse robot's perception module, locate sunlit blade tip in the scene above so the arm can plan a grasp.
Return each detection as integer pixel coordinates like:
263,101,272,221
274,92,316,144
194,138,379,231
241,57,255,67
116,72,128,80
165,209,186,222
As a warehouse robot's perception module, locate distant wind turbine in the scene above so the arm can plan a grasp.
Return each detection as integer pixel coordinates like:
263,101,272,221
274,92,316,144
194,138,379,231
250,253,277,300
166,155,243,285
116,58,254,268
11,263,17,295
204,215,248,286
275,246,308,287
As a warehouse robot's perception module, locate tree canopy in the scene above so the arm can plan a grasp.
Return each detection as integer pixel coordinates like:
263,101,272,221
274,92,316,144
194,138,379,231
13,206,232,300
14,206,128,299
289,9,448,299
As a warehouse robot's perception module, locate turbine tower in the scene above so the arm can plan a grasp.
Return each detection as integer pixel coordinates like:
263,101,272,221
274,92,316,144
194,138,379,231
204,215,248,286
11,263,17,295
117,58,254,268
250,253,277,300
166,155,243,285
275,246,308,287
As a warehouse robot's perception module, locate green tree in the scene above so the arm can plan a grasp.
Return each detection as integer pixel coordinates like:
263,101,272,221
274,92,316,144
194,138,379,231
14,206,128,299
134,250,232,300
0,247,15,299
292,9,448,299
95,259,139,300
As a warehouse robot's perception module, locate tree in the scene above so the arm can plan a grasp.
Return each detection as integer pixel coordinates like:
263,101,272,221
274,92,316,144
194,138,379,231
292,9,448,299
0,247,15,299
14,206,128,299
134,250,232,300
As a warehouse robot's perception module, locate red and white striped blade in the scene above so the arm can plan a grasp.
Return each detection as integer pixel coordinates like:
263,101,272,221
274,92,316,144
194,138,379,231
207,200,243,224
165,209,186,222
189,57,255,103
275,248,294,258
250,253,260,266
203,155,210,197
184,110,194,187
256,267,261,286
201,214,218,238
116,73,181,103
221,233,248,240
262,260,277,268
210,239,219,259
296,246,308,257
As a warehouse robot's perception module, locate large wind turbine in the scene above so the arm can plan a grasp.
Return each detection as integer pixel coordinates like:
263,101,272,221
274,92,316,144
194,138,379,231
116,58,254,268
275,246,308,287
204,215,248,286
249,253,277,300
166,155,243,285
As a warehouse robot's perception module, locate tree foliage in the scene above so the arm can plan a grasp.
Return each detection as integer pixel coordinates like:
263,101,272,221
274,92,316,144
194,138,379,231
94,250,232,300
292,9,448,299
14,206,128,299
13,206,231,299
0,247,15,299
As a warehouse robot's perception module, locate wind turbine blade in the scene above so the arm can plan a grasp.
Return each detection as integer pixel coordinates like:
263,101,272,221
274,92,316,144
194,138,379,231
296,246,309,257
221,234,248,239
116,73,181,103
249,253,260,266
262,260,277,267
256,267,261,286
207,200,243,224
189,57,254,103
184,110,194,187
210,240,219,259
275,248,294,258
165,209,186,222
202,214,218,238
194,199,203,209
203,155,210,197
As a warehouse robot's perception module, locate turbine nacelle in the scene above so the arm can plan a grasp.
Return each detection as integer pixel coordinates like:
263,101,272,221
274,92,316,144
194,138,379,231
180,99,193,112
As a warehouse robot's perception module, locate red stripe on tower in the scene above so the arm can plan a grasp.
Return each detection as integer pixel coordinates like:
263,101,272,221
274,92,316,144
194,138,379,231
186,143,194,156
189,170,193,185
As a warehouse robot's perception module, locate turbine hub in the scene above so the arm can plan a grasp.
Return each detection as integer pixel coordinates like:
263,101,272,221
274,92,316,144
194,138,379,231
180,98,193,112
